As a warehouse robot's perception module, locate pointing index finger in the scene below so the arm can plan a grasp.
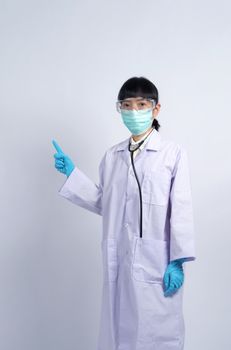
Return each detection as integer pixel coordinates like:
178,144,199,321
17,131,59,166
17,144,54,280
52,140,64,154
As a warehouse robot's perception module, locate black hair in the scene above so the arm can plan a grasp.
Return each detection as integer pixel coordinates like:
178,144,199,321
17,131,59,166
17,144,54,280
117,76,161,131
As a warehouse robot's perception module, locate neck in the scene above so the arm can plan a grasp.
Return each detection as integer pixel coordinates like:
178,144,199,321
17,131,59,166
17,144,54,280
132,127,153,142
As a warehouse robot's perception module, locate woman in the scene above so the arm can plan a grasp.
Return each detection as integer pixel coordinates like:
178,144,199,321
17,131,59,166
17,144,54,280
52,76,196,350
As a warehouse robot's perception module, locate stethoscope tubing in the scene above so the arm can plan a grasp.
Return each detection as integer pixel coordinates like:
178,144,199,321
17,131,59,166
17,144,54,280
128,128,154,238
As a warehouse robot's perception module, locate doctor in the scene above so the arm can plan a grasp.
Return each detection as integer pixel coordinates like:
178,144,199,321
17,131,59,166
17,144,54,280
52,76,196,350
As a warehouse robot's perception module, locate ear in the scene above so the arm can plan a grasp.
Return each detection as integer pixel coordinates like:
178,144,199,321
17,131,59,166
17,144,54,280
153,103,161,117
156,103,161,110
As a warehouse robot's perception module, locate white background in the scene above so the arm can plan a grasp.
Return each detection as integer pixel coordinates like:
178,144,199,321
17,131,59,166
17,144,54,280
1,0,231,349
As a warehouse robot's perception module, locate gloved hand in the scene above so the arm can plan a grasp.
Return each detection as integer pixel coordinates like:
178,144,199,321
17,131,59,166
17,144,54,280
163,258,187,297
52,139,75,177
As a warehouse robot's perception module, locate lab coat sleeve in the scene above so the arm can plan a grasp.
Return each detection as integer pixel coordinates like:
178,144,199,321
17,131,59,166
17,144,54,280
58,152,106,216
169,146,196,263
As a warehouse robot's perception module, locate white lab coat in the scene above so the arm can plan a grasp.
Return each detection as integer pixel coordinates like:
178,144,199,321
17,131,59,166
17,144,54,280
58,128,196,350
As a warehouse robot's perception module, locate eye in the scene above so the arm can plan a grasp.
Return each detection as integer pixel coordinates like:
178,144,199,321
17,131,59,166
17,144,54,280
138,102,147,107
122,102,130,108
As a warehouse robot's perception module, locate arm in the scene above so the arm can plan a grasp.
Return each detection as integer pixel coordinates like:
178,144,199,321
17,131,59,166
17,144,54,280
169,146,196,263
58,151,106,216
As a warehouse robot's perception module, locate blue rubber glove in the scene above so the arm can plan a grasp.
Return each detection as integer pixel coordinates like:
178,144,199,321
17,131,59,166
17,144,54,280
52,139,75,177
163,258,187,297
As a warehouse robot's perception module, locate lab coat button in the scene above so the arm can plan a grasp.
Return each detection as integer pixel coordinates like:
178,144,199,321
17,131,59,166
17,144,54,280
124,223,129,228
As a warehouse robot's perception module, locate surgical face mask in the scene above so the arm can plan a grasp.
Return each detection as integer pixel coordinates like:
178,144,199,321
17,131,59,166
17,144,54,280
121,108,154,136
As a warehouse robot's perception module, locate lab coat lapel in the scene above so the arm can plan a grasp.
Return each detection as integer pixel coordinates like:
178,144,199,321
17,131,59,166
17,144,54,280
116,129,162,168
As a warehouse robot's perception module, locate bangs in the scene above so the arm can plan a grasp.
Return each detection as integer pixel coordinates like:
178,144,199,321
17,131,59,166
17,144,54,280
117,76,159,102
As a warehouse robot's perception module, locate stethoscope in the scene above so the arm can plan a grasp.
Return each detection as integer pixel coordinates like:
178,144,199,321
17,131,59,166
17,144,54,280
128,127,154,238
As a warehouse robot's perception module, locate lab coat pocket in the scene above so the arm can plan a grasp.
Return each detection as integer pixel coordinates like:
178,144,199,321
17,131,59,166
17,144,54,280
132,238,168,284
142,169,170,206
101,238,118,282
